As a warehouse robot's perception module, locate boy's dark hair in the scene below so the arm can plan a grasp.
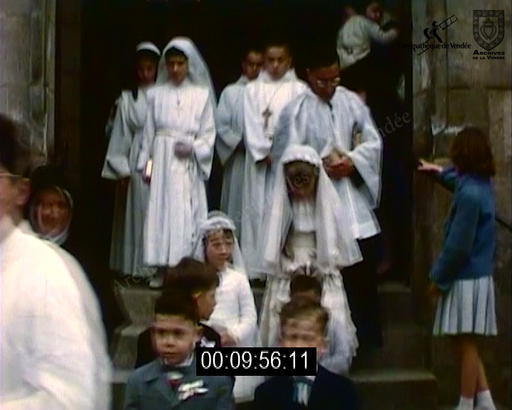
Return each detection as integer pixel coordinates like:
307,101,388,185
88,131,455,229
290,274,323,298
280,295,329,336
0,114,32,175
165,46,187,60
449,127,496,178
243,46,263,61
165,257,219,294
305,46,340,71
264,37,291,56
154,288,199,324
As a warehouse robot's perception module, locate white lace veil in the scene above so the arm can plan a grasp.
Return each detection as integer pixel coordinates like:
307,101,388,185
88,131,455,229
192,211,246,274
258,144,363,274
156,37,217,104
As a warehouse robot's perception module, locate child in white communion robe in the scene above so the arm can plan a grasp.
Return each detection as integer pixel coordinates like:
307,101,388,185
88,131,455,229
192,211,264,403
258,145,360,366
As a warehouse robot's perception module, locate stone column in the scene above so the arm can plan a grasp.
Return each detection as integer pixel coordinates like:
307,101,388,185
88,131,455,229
0,0,56,164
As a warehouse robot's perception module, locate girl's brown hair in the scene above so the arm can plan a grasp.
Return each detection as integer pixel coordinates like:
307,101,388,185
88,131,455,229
449,127,496,177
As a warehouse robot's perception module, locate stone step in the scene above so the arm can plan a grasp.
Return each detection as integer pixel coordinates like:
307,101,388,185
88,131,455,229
112,369,131,410
351,324,428,370
351,368,437,410
112,368,437,410
114,284,161,327
252,282,414,325
377,282,414,325
110,324,148,369
114,281,414,327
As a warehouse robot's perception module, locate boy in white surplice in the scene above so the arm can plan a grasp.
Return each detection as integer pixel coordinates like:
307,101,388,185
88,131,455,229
258,145,361,356
216,47,263,240
241,41,307,280
102,42,160,279
137,37,216,288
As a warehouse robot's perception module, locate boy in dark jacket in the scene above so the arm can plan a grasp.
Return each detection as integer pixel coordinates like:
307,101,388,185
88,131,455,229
253,296,360,410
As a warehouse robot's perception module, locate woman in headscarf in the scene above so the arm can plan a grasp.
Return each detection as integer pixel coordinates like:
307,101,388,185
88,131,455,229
102,42,160,280
137,37,216,288
258,145,360,364
28,164,74,246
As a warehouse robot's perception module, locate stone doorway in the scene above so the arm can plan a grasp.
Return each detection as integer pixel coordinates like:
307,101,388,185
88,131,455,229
63,0,414,286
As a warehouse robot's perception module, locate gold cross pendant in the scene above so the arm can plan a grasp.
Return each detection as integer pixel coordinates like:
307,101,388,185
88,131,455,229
262,108,272,130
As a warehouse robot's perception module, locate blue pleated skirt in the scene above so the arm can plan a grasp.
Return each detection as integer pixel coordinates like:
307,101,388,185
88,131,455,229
433,276,498,336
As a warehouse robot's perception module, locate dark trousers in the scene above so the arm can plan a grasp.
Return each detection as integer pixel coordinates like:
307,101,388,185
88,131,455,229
342,234,383,348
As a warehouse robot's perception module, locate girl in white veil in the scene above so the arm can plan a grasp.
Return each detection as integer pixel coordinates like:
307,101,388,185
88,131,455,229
136,37,216,288
102,41,160,279
156,37,217,106
191,211,264,402
192,210,245,273
258,144,361,355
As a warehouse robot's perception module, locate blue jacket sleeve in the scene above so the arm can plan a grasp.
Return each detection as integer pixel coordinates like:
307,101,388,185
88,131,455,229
123,372,141,410
430,186,480,291
438,167,459,191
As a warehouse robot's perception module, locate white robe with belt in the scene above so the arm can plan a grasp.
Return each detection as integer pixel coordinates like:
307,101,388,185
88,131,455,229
102,88,152,276
137,79,215,266
241,70,307,277
215,76,249,238
0,217,111,410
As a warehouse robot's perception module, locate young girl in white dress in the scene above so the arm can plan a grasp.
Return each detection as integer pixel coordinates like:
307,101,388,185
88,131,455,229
102,42,160,278
258,145,361,360
192,211,264,402
137,37,216,288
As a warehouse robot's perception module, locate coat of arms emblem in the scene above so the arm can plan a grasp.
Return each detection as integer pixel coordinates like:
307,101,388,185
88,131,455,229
473,10,505,51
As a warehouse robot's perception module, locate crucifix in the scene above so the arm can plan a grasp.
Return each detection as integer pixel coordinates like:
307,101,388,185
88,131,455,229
176,93,183,116
262,107,272,131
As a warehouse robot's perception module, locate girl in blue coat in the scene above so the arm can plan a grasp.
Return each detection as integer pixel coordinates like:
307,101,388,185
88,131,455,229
418,127,498,410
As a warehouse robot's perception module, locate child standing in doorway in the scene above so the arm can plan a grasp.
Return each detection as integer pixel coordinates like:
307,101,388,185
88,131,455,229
418,127,498,410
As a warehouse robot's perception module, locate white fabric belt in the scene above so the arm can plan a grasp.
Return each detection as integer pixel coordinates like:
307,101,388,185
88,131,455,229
155,129,194,139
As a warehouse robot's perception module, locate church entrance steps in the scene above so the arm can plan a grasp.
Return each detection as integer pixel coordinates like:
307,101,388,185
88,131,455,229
110,281,438,410
351,323,428,370
351,368,437,410
110,324,148,370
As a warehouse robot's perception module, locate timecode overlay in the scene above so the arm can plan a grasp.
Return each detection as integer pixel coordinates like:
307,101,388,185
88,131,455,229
196,347,317,376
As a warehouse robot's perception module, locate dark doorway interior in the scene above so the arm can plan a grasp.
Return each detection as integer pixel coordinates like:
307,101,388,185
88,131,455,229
77,0,413,299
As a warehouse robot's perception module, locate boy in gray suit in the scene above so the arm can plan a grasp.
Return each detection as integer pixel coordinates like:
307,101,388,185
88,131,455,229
123,289,234,410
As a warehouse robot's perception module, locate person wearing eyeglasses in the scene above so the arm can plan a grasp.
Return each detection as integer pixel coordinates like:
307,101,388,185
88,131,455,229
0,114,111,410
270,45,384,350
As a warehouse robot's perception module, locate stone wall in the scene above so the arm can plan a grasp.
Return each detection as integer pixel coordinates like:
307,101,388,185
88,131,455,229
55,0,81,188
411,0,511,407
0,0,55,165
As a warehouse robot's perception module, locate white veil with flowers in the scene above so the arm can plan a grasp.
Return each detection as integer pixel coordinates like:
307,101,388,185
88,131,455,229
192,211,246,274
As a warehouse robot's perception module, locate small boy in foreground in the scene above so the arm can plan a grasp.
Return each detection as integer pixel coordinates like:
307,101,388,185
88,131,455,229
124,290,234,410
136,257,221,368
253,296,360,410
290,274,358,375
